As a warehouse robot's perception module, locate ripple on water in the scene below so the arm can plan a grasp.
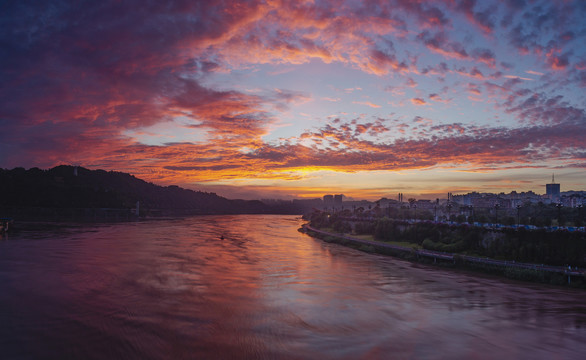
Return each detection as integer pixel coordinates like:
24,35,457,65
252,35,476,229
0,215,585,359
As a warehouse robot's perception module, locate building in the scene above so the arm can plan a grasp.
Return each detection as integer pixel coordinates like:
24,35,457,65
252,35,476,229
323,194,344,210
546,175,561,203
323,195,334,209
334,194,343,209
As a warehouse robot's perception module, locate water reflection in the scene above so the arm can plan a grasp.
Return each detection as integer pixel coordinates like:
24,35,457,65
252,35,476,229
0,215,585,359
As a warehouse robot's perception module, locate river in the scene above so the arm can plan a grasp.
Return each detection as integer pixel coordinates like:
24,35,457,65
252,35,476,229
0,215,585,359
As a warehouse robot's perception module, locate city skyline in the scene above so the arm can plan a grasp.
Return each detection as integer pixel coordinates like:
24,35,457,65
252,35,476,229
1,1,585,200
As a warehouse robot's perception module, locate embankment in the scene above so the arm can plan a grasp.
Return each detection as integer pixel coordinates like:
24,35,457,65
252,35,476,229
301,224,586,287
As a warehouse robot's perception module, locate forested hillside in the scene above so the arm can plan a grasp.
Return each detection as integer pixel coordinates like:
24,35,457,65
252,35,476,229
0,165,270,215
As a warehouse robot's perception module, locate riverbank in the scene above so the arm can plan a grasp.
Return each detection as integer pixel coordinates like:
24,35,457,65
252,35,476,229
301,224,586,288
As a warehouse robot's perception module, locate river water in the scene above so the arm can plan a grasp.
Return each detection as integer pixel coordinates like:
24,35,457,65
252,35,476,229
0,215,585,359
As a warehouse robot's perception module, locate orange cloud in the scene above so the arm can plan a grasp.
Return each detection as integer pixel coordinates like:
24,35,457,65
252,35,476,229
525,70,544,76
2,0,585,197
549,55,569,71
352,101,381,108
411,98,427,106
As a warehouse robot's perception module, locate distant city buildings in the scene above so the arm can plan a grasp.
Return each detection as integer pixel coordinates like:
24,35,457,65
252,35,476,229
449,176,583,210
312,176,583,216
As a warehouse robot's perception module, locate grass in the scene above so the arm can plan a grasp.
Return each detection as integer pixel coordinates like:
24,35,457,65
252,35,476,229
351,234,420,249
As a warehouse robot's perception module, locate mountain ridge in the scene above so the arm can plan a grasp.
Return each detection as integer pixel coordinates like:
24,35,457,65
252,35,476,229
0,165,282,216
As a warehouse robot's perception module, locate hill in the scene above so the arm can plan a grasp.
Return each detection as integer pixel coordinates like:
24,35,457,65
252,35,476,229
0,165,276,217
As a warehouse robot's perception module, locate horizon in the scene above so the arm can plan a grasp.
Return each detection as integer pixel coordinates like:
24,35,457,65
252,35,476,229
5,164,583,202
1,1,585,200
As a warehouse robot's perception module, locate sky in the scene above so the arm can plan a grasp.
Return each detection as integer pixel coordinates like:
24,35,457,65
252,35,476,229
1,0,585,200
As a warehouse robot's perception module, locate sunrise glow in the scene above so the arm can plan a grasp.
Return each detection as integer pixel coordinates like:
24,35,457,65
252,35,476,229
1,0,585,199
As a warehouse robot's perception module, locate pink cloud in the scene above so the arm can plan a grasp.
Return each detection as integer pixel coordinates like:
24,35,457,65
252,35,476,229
1,0,585,188
429,93,450,104
456,0,495,34
466,83,482,96
548,54,570,71
471,48,496,68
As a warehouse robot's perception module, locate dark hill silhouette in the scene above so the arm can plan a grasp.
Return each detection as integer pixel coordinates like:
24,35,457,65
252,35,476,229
0,165,277,216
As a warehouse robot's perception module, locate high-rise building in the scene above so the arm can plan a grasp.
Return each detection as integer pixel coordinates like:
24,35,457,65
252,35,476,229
323,195,334,209
546,174,560,202
334,194,343,209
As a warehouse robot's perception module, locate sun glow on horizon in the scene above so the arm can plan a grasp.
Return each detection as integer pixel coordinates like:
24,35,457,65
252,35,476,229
1,0,584,199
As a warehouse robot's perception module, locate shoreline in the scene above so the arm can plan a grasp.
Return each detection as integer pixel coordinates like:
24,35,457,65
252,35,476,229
301,224,586,288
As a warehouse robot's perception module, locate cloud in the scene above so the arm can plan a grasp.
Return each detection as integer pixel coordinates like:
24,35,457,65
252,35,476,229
98,108,583,185
343,87,363,93
202,1,418,76
413,116,433,126
363,47,410,75
393,0,451,28
506,92,585,128
454,66,487,80
504,75,533,81
505,2,584,71
548,53,570,71
471,48,496,68
240,115,585,177
411,98,427,106
456,0,496,34
466,83,482,96
416,30,469,60
0,0,585,192
420,62,449,76
428,93,450,104
525,70,544,76
353,101,382,108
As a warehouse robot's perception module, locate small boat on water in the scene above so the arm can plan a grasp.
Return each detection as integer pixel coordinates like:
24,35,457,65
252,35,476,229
219,235,225,240
0,218,13,233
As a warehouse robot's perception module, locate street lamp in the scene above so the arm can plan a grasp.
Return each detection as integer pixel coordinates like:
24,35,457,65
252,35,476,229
516,204,522,228
447,202,452,222
494,203,501,226
468,205,474,224
414,204,418,242
556,202,563,226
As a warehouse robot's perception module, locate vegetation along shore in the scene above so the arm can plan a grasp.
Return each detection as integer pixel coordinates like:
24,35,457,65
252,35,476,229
301,211,586,288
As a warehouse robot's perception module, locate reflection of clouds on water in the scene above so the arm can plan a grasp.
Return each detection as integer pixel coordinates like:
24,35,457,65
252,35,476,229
0,215,585,359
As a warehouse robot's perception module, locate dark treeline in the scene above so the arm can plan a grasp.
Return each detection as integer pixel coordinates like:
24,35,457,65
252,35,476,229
0,166,306,218
309,212,586,267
